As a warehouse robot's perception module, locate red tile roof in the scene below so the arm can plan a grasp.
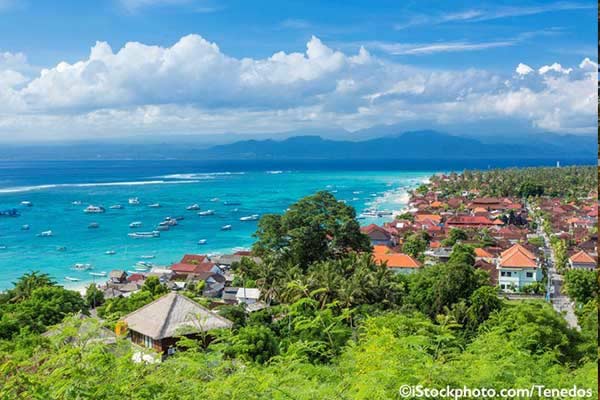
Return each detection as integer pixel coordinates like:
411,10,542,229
181,254,209,264
499,244,537,268
373,253,421,269
446,215,495,226
569,250,596,264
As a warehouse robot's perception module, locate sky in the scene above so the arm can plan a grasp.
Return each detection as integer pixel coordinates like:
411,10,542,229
0,0,597,142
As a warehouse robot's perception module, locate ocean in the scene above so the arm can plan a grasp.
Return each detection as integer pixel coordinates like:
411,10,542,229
0,160,436,290
0,158,590,290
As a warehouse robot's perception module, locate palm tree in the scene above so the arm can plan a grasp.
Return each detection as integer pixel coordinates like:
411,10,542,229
10,271,55,302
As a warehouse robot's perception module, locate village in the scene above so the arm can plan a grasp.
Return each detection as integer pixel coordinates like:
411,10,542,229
80,169,597,360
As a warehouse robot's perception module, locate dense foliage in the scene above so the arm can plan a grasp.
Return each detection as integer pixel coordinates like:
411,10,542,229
433,166,596,199
0,191,596,398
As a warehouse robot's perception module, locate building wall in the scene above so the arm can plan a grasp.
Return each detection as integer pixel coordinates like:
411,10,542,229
498,267,541,291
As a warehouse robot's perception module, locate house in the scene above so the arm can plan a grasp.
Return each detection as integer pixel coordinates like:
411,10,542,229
119,292,233,355
170,254,221,277
445,215,496,228
496,244,541,292
361,224,394,246
568,250,597,271
373,250,421,274
221,286,239,304
474,248,495,263
109,270,127,284
235,288,261,305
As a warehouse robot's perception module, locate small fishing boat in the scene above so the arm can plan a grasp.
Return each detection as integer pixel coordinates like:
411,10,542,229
139,255,155,259
186,204,201,211
105,250,116,255
128,231,160,238
110,204,124,209
21,224,30,230
197,239,207,245
352,197,360,201
136,261,153,268
56,246,67,251
221,224,232,231
37,230,53,237
129,221,142,228
0,245,6,250
88,222,100,229
209,198,219,202
148,203,161,208
352,191,362,194
0,209,19,217
223,201,241,206
72,201,82,205
89,272,107,277
65,276,81,282
20,201,33,207
160,218,177,226
239,214,259,221
128,197,140,205
73,263,93,271
84,205,105,213
198,210,215,216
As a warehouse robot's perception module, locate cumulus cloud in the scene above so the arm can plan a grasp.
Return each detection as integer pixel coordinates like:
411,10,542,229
538,62,573,75
515,63,533,76
0,34,596,140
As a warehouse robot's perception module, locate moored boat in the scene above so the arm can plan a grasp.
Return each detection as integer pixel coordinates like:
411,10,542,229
129,221,142,228
64,276,81,282
128,197,140,205
20,201,33,207
21,224,30,230
110,204,124,209
221,224,232,231
239,214,259,221
88,222,100,229
105,250,116,255
73,263,93,271
197,239,207,245
139,255,155,259
128,231,160,238
37,230,53,237
84,205,105,213
198,210,215,216
223,201,241,206
186,204,201,210
148,203,161,208
89,272,107,277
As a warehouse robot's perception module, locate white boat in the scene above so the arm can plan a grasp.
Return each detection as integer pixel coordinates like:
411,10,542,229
89,272,107,277
110,204,123,209
65,276,81,282
221,224,232,231
197,239,207,245
88,222,100,229
140,255,155,259
21,224,30,230
160,218,177,226
186,204,201,210
73,263,93,271
37,230,53,237
352,197,360,201
239,214,259,221
20,201,33,207
136,261,153,268
72,201,82,205
198,210,215,216
0,246,6,250
148,203,161,208
84,205,105,213
377,210,393,216
223,201,241,206
209,198,219,202
105,250,116,255
128,231,160,238
352,191,362,194
128,197,140,205
129,221,142,228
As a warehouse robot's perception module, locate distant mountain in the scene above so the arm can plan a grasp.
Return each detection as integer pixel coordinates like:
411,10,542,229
203,130,593,160
0,130,595,161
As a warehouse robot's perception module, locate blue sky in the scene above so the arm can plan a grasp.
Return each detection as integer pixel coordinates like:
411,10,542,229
0,0,597,141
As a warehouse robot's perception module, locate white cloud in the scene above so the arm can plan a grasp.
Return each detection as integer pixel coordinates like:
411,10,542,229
371,40,515,55
538,62,573,75
515,63,533,76
0,35,596,140
579,57,598,71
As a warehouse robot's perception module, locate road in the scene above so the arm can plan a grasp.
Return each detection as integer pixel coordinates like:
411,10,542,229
532,209,580,330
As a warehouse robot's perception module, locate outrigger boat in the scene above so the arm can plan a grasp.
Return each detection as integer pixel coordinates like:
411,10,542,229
128,231,160,238
64,276,81,282
239,214,259,221
198,210,215,216
89,272,107,277
221,224,232,231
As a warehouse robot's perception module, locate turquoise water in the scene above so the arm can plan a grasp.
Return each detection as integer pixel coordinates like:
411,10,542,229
0,162,431,290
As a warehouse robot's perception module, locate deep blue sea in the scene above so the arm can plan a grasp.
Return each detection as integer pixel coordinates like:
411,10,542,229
0,158,591,290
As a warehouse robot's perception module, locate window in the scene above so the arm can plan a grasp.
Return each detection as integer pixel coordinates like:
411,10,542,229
500,284,505,289
144,335,153,349
501,271,511,277
526,272,533,278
